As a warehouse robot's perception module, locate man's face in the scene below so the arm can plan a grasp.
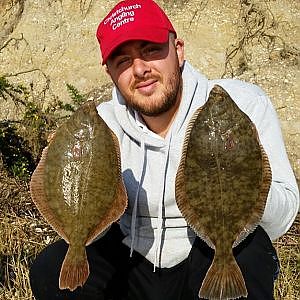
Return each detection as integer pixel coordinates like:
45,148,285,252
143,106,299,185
106,36,184,117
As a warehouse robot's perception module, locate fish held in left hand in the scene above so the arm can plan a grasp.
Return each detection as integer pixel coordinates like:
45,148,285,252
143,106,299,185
30,100,127,291
175,85,272,299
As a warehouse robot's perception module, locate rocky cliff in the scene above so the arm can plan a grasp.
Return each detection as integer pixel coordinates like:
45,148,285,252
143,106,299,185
0,0,299,181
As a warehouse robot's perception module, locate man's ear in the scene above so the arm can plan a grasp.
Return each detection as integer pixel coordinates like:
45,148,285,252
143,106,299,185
105,65,110,76
175,38,184,68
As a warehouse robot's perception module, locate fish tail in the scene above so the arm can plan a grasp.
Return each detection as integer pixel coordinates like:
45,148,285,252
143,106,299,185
59,245,89,291
199,255,247,300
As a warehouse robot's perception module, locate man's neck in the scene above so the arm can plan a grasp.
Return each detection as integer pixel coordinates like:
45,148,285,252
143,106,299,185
141,95,181,138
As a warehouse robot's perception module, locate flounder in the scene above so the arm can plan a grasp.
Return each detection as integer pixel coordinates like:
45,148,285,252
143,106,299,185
175,85,272,299
30,100,127,291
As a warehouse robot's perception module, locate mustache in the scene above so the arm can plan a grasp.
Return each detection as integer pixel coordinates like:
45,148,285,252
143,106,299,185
131,75,161,89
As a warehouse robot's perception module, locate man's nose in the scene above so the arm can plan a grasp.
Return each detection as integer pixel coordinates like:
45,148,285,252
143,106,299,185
132,58,151,78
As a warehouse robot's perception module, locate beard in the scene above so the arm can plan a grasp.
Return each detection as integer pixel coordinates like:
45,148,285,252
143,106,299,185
120,66,182,117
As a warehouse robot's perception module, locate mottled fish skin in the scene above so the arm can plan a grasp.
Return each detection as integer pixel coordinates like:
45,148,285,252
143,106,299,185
30,101,127,291
175,85,272,299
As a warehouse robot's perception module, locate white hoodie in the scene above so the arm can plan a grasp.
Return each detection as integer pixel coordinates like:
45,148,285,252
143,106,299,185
97,61,299,269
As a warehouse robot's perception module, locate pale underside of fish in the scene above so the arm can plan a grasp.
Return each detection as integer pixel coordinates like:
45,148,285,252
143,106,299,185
175,85,272,300
30,101,127,291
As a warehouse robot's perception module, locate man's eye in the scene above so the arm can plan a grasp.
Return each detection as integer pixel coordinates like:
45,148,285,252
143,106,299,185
116,57,131,67
143,46,161,56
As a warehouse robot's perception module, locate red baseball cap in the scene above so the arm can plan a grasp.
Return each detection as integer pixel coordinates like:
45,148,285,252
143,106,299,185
96,0,177,65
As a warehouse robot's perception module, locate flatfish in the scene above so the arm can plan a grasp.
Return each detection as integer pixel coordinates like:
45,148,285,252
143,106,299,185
175,85,272,299
30,101,127,291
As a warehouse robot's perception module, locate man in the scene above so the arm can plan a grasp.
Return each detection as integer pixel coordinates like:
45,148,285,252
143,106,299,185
30,0,299,299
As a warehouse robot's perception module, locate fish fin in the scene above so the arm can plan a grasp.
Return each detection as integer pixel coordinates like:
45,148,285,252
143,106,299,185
47,130,56,143
85,178,127,245
175,106,215,249
186,213,215,249
233,144,272,248
30,146,69,242
200,254,247,300
233,224,257,248
175,173,215,249
85,131,127,245
59,245,89,291
175,133,215,250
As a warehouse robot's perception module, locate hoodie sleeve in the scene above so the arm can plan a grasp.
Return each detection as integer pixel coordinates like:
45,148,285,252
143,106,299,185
252,88,299,241
214,80,299,241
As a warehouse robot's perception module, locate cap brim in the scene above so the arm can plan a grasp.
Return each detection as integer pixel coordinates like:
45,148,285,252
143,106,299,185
101,27,171,65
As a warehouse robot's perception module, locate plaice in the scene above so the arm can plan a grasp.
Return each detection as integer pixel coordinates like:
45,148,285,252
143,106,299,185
30,100,127,291
175,85,272,300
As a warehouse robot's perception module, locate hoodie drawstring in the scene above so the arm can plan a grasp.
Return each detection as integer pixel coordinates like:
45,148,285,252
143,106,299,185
129,128,173,271
153,133,172,271
130,139,146,257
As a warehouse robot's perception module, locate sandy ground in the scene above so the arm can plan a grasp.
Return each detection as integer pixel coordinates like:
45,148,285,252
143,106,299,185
0,0,299,182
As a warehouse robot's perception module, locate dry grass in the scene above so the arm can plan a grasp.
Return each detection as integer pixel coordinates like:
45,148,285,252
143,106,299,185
0,166,299,299
0,168,58,300
274,216,300,300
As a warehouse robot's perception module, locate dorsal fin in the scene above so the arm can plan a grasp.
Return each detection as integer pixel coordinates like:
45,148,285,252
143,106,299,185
30,146,69,242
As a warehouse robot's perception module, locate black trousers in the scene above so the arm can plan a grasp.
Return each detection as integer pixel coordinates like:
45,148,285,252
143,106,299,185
29,224,279,300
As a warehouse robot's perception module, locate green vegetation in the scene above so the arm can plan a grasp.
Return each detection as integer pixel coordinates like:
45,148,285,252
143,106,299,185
0,76,87,180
